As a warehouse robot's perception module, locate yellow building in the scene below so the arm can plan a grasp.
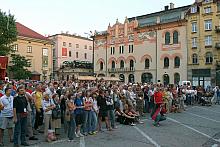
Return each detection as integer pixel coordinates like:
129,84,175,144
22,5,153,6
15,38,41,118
187,0,220,87
11,22,53,81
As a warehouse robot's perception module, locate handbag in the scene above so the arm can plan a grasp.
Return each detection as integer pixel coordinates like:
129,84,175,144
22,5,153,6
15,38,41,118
52,100,61,119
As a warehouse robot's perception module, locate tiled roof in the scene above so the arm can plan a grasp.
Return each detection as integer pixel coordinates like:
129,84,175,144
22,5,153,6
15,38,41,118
16,22,49,41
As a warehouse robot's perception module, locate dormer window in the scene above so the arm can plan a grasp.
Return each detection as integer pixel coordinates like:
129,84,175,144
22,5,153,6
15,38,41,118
191,6,197,13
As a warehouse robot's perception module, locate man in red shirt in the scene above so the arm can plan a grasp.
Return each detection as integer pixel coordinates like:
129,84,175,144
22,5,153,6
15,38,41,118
152,87,166,127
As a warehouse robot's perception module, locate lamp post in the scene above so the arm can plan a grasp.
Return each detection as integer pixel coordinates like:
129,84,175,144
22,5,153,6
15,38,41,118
85,31,95,76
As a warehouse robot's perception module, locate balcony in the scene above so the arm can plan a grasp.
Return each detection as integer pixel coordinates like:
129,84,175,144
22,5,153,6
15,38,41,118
215,26,220,33
108,67,135,73
215,43,220,49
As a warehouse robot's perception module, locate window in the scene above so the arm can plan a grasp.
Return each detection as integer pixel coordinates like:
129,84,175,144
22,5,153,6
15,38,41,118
130,60,134,69
63,42,66,46
174,73,180,85
84,45,87,49
174,57,180,68
76,44,79,48
218,2,220,12
89,46,92,50
205,35,212,46
204,0,212,3
192,22,197,33
173,31,179,44
52,49,56,57
120,60,124,69
205,52,213,64
145,59,150,69
204,20,212,30
119,46,124,54
192,37,197,48
27,46,32,53
69,51,72,57
111,47,115,55
76,52,78,58
13,44,18,51
129,45,134,53
84,53,87,59
191,6,197,13
165,32,170,45
100,62,104,71
43,48,48,56
192,54,198,64
164,57,169,68
69,43,72,47
112,61,115,69
204,7,212,13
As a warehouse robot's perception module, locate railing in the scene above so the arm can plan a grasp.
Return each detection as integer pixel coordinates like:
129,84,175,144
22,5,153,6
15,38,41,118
108,67,135,73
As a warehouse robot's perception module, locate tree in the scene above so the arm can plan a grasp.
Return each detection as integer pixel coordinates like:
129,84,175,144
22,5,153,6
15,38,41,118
0,10,17,56
8,54,31,80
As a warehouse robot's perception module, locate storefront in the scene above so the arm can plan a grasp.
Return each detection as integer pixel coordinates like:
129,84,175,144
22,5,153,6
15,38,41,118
192,69,211,88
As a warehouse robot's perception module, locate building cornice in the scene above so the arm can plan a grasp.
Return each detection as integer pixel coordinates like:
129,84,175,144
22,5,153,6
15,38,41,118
18,35,54,45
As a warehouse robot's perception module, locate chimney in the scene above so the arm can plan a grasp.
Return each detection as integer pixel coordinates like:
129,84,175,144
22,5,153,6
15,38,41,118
164,5,169,11
170,3,174,9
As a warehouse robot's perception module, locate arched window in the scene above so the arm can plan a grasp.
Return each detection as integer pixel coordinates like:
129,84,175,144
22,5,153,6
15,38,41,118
173,31,179,44
130,60,134,69
100,62,103,71
174,73,180,85
192,54,198,64
163,74,170,86
128,74,135,83
119,74,125,82
112,61,115,69
205,52,213,64
145,59,150,69
164,57,169,68
120,60,124,69
174,56,180,68
141,73,153,83
165,32,170,45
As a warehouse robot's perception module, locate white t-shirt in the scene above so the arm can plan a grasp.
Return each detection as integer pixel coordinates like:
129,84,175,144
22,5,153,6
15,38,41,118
0,95,13,117
42,99,54,115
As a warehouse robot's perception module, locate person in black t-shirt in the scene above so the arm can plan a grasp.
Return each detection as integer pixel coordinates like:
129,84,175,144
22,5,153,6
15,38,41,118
13,86,29,147
97,90,112,131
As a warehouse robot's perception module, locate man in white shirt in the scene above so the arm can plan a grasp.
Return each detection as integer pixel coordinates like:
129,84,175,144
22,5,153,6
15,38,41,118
0,88,14,145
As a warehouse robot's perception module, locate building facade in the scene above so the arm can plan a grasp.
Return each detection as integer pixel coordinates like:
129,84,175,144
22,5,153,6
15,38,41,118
94,4,189,84
187,0,220,87
12,22,53,81
49,34,93,80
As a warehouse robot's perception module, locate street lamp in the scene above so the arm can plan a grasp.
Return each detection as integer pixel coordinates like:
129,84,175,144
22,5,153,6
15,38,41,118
85,31,95,76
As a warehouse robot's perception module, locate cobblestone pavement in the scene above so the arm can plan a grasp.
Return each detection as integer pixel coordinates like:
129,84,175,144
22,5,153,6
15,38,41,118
3,105,220,147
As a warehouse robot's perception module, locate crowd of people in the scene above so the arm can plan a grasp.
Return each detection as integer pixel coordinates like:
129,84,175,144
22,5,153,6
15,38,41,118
0,79,219,147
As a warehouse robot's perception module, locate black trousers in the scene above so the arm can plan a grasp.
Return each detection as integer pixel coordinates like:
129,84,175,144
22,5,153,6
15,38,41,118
34,108,43,130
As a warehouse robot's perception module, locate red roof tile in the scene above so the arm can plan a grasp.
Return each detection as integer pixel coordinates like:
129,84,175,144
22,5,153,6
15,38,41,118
16,22,49,41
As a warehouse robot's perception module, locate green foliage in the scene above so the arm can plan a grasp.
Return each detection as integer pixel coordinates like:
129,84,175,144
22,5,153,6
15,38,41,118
8,54,31,80
0,10,17,56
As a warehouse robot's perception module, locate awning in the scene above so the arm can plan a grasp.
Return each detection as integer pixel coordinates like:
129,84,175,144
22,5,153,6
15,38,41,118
31,71,41,75
77,76,96,81
97,77,120,81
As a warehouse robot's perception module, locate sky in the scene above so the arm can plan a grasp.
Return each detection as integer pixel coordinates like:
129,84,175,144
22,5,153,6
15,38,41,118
0,0,194,37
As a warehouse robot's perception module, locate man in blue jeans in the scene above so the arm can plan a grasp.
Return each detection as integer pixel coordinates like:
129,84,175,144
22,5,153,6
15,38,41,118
13,86,29,147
